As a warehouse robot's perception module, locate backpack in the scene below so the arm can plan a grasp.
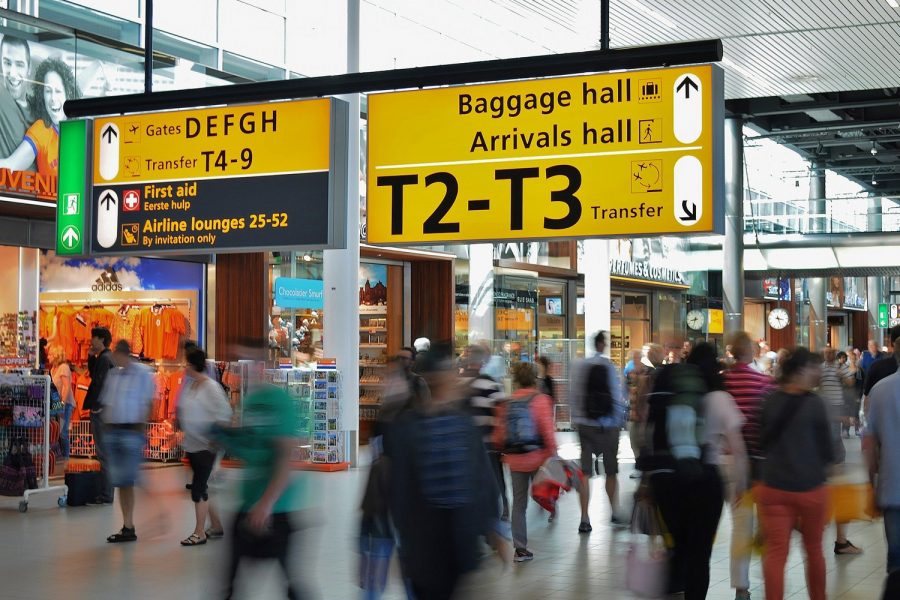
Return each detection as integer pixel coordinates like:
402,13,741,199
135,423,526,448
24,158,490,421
585,362,614,420
504,394,543,454
638,363,708,480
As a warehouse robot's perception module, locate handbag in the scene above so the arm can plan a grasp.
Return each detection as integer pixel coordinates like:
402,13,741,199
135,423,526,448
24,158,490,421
626,490,670,598
830,482,875,523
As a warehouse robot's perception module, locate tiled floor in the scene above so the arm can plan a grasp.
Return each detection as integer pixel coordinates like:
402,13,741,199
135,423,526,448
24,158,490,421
0,434,888,599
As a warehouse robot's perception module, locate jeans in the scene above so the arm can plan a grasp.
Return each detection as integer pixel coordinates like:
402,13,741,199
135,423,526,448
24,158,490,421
883,507,900,573
60,404,73,458
755,484,829,600
651,464,724,600
90,412,114,502
510,470,536,550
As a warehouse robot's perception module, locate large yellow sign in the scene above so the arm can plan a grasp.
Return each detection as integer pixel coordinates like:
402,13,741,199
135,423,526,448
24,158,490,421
92,99,331,184
367,65,723,244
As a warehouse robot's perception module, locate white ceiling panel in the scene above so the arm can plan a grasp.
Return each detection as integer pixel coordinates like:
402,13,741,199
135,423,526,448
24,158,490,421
360,0,900,100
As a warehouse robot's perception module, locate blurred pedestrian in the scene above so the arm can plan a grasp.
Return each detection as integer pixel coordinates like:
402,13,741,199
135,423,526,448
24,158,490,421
642,343,745,600
215,338,307,600
821,347,863,556
864,362,900,575
84,326,115,505
48,345,74,460
863,326,900,415
723,331,775,600
387,345,508,598
756,348,833,600
178,345,232,546
535,355,556,401
569,332,626,529
493,361,557,560
462,344,508,520
102,340,155,543
862,339,885,374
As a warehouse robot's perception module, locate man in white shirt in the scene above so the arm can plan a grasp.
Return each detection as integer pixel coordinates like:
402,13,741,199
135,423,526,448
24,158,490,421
101,340,155,543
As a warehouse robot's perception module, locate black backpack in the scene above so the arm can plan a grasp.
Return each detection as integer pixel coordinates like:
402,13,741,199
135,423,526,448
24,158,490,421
585,363,614,420
637,363,708,481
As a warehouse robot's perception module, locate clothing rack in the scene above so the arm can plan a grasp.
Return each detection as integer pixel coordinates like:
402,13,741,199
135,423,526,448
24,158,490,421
40,298,191,309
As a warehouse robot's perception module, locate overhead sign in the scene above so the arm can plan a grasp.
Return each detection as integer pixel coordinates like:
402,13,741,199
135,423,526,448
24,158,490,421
707,308,724,334
366,65,724,244
879,303,889,328
56,98,348,256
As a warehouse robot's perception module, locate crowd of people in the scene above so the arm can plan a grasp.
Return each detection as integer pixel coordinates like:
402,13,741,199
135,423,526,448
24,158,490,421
43,323,900,599
360,325,900,600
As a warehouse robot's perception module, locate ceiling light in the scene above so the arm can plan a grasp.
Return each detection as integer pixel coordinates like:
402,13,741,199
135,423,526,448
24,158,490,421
621,0,678,29
302,254,312,262
888,0,899,9
872,142,878,155
872,176,878,185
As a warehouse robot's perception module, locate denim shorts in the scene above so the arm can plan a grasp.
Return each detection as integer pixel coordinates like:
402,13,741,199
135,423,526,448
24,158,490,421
104,428,145,487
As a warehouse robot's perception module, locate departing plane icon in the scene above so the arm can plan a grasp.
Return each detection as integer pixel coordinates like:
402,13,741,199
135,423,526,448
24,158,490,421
129,124,139,134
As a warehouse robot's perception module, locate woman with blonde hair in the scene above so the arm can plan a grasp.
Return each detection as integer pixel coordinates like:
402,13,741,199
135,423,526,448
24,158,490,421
48,345,75,458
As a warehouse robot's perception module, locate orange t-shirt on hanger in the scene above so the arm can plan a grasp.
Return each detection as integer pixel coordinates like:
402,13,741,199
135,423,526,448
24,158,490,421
162,308,187,360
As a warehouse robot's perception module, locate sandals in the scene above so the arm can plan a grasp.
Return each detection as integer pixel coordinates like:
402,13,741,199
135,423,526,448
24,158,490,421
835,540,863,555
107,527,137,543
180,533,207,546
205,528,225,539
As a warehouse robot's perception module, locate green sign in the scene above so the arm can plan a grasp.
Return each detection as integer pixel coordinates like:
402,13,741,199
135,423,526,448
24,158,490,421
879,303,890,328
56,119,89,255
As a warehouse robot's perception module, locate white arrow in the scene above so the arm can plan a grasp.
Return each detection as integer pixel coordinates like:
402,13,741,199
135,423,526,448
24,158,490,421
61,226,80,249
673,73,702,144
97,190,119,248
98,122,120,181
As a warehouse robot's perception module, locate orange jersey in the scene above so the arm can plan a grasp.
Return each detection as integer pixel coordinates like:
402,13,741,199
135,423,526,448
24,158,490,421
162,308,187,360
24,120,59,178
139,307,166,360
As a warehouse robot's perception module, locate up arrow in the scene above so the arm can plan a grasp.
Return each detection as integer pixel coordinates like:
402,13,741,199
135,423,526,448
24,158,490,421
101,124,118,143
61,226,79,248
100,191,117,210
676,76,699,99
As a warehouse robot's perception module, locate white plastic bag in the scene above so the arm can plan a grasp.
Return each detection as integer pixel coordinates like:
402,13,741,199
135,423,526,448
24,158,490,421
625,534,669,598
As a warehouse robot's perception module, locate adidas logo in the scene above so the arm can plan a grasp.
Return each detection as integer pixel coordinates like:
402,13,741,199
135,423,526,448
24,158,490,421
92,268,123,292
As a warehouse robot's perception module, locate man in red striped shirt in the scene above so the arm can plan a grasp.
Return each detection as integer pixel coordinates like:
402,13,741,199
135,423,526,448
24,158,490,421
723,331,775,600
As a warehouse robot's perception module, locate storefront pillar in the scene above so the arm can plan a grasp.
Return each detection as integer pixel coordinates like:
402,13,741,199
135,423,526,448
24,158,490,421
583,239,610,357
468,244,495,343
323,0,361,466
723,116,744,336
868,276,884,344
808,277,827,351
867,196,883,232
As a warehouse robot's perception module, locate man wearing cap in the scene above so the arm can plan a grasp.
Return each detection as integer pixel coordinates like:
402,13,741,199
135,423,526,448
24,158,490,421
101,340,155,543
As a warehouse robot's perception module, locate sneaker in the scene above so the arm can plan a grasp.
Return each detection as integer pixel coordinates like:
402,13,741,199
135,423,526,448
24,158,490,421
514,548,534,562
548,509,556,523
735,590,751,600
578,522,593,534
835,540,863,555
87,497,113,506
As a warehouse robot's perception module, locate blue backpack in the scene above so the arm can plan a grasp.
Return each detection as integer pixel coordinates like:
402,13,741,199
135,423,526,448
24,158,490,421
504,394,543,454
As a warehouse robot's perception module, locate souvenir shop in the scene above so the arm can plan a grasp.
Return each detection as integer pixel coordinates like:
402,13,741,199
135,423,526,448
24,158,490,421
38,251,205,442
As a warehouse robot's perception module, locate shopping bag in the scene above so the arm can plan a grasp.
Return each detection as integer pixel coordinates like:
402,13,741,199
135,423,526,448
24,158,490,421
831,483,874,523
625,536,669,598
359,534,395,598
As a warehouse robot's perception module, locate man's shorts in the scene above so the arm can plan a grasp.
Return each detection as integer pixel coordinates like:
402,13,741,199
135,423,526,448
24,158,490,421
578,424,620,476
104,428,145,488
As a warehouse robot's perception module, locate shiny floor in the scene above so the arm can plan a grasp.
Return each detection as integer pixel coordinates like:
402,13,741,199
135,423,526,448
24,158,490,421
0,434,889,599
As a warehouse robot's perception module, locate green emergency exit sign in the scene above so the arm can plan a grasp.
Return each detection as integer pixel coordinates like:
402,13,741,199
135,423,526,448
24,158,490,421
56,119,89,255
879,303,889,328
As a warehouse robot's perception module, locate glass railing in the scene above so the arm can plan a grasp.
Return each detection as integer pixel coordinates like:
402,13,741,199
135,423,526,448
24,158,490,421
744,197,900,235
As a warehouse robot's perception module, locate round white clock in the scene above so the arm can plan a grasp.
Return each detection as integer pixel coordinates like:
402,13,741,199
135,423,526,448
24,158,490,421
686,309,705,331
768,307,790,330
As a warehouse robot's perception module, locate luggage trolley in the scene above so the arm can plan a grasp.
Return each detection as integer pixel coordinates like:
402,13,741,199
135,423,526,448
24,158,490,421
0,374,68,511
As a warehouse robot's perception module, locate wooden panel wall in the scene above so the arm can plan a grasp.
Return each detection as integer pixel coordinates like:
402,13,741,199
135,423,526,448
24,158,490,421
851,310,869,351
386,265,404,357
410,260,454,349
767,298,796,351
215,252,268,361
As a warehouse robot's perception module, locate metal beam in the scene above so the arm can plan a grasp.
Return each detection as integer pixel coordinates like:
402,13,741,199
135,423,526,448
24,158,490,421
65,39,723,117
752,119,900,138
742,97,900,117
793,134,900,148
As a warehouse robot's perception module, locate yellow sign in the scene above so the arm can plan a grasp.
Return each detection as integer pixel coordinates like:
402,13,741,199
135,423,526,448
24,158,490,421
92,99,331,184
367,65,723,244
708,308,724,335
